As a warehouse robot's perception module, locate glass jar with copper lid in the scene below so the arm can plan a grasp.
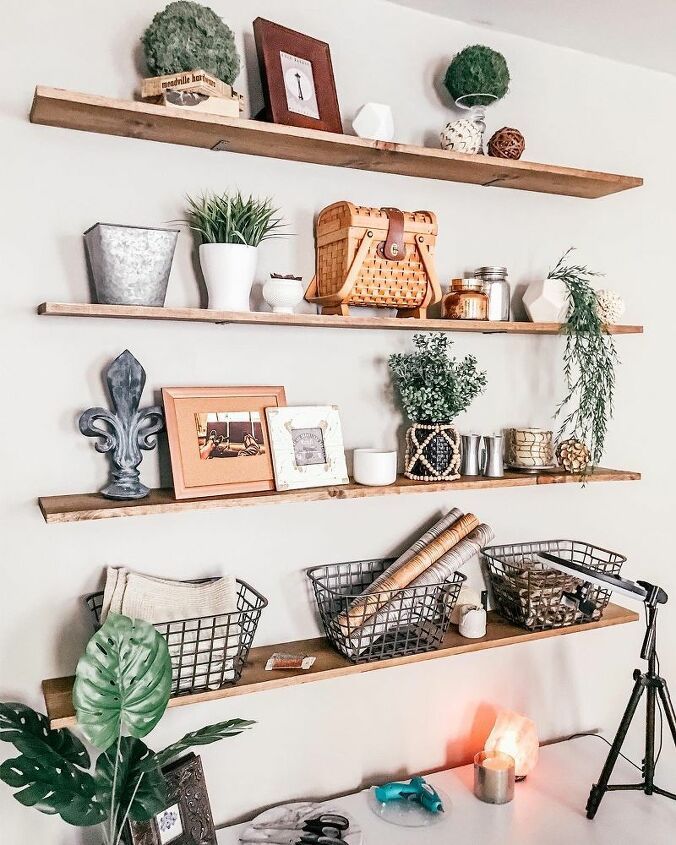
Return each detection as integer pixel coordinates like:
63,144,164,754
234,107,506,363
442,278,489,320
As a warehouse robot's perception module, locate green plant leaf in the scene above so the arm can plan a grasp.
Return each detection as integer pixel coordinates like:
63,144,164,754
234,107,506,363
153,718,255,768
0,752,104,826
73,613,172,750
0,702,90,769
95,736,167,824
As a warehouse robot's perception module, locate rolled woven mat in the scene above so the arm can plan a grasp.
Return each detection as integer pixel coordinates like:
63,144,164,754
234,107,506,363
345,523,495,655
337,512,479,634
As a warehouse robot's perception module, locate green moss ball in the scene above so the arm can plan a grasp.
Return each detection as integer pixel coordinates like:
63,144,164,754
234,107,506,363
142,1,241,85
444,44,510,107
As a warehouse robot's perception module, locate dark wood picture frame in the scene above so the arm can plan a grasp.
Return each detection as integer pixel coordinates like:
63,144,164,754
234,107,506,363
253,18,343,133
127,754,216,845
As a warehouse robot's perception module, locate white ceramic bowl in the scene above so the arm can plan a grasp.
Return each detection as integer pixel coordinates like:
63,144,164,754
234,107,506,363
353,449,397,486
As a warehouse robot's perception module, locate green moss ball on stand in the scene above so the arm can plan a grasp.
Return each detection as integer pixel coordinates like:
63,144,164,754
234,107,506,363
444,44,510,107
142,0,241,85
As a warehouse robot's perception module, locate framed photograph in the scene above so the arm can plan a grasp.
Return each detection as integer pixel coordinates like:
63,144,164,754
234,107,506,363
265,405,349,491
162,386,286,499
127,754,215,845
253,18,343,133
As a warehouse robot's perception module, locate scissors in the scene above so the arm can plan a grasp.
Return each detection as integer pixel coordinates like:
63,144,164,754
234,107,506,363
252,812,349,842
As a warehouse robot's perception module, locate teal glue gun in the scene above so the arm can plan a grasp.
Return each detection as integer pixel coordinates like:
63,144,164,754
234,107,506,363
374,776,444,813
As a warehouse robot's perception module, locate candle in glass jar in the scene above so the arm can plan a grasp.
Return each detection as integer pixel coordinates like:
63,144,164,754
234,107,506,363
473,751,515,804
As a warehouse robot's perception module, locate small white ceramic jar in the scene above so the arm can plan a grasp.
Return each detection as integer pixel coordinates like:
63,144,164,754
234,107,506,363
262,274,304,314
353,449,397,486
458,604,487,639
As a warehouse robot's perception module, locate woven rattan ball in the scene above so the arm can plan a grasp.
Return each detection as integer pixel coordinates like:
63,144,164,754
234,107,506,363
488,126,525,160
556,438,591,473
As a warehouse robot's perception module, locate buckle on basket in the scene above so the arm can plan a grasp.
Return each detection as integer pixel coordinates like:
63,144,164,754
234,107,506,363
377,207,406,262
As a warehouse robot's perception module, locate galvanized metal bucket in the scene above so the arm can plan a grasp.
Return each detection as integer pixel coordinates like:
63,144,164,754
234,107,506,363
84,223,179,307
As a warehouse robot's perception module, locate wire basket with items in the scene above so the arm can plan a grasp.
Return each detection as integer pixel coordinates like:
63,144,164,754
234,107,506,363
308,508,495,663
482,540,626,632
308,557,465,663
86,573,267,696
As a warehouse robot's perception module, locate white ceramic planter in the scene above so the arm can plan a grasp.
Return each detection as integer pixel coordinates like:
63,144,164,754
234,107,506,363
199,243,258,312
353,449,397,486
262,275,305,314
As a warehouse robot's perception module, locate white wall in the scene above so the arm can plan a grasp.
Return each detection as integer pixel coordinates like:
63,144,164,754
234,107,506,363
2,2,675,841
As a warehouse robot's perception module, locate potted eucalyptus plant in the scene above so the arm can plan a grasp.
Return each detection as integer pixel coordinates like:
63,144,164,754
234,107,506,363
186,191,286,312
388,333,487,481
0,614,253,843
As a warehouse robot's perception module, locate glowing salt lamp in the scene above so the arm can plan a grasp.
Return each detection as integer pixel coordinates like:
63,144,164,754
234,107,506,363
484,710,539,780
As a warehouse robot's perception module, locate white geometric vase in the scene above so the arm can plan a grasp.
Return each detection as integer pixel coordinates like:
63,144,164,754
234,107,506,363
523,278,569,323
352,103,395,142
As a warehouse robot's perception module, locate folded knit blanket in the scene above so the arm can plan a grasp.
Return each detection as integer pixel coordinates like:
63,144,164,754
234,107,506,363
101,568,239,690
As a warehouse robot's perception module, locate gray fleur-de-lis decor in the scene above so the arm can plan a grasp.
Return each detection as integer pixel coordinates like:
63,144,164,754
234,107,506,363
79,350,164,500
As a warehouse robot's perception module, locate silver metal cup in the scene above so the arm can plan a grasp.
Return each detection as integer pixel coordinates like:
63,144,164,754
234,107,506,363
461,433,482,476
483,434,505,478
473,751,515,804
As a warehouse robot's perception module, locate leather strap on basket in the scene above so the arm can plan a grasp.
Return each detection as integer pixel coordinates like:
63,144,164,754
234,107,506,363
378,207,406,261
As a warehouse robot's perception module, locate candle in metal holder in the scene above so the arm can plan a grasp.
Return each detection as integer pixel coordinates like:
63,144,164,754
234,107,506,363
473,751,515,804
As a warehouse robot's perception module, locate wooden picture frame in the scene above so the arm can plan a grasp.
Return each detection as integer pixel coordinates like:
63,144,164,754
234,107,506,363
127,754,216,845
265,405,349,491
162,386,286,500
253,17,343,133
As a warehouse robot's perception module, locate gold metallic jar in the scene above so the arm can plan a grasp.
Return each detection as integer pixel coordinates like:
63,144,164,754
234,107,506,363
442,278,489,320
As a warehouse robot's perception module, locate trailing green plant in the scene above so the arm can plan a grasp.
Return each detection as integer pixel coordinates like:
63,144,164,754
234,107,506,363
186,191,286,247
444,44,510,107
142,1,240,84
0,614,253,844
551,248,619,468
388,333,487,423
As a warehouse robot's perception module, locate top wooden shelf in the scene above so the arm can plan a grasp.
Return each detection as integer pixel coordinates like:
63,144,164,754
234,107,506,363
30,87,642,199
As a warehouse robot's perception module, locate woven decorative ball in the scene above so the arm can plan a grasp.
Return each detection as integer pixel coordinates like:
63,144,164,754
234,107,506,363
556,438,591,474
487,126,525,160
440,119,483,154
595,289,626,325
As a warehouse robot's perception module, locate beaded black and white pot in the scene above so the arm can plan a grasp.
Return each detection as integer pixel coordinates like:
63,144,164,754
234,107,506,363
405,422,461,481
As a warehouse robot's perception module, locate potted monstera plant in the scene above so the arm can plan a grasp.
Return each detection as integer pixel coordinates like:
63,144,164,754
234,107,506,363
388,333,487,482
0,614,253,843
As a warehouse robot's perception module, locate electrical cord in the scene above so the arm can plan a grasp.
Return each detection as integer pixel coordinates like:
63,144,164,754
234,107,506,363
564,731,642,772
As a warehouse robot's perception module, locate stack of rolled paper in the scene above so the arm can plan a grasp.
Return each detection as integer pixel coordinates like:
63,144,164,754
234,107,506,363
336,509,494,656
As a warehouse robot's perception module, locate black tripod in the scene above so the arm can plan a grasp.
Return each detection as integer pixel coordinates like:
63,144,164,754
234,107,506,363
586,582,676,819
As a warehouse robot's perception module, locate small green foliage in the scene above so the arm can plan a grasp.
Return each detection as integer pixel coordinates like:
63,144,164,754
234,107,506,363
444,44,510,107
551,248,618,468
142,1,240,85
186,191,286,247
388,333,487,423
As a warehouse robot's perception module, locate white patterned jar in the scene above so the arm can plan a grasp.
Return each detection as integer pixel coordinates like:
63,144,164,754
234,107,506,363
262,274,305,314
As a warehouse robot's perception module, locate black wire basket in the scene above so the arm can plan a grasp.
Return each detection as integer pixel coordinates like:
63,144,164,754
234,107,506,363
482,540,626,632
307,558,465,664
85,578,267,696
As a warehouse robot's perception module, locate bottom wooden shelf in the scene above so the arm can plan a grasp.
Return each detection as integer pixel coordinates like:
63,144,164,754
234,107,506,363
38,468,641,523
43,604,637,728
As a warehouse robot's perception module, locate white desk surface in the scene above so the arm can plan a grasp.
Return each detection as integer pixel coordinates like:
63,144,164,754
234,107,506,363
216,737,675,845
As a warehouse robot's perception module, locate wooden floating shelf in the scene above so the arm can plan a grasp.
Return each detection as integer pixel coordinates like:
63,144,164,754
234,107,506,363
42,604,638,729
37,302,644,335
30,87,642,199
39,469,640,524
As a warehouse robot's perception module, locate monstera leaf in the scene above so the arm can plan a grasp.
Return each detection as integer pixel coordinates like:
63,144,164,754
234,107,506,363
95,736,167,824
73,614,172,750
0,702,90,768
153,718,255,768
0,752,104,826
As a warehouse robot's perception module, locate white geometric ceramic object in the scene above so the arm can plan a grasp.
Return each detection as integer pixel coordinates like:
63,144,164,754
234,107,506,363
596,288,626,324
440,118,483,154
352,103,395,142
262,275,304,314
523,277,569,323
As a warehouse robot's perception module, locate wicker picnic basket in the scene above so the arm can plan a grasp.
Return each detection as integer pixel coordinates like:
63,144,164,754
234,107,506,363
305,201,442,318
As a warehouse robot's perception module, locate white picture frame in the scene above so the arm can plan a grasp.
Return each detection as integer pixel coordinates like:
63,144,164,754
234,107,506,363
265,405,349,491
